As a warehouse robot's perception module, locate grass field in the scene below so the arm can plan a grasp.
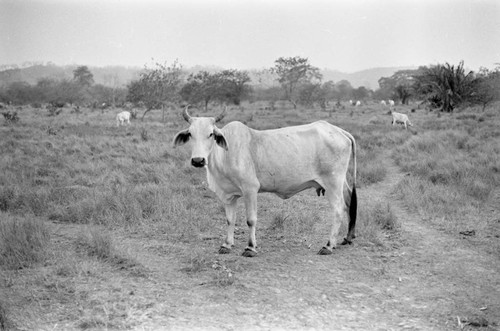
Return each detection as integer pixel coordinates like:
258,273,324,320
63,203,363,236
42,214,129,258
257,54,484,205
1,102,499,330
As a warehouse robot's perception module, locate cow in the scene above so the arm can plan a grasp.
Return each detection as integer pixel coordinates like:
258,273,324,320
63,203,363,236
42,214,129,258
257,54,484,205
380,100,387,106
116,111,131,126
173,106,358,257
388,99,395,107
355,100,361,106
391,110,412,129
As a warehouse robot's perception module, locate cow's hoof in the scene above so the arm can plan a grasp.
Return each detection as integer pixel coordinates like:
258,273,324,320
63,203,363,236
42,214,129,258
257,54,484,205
218,246,231,254
242,248,257,257
341,238,353,245
317,247,333,255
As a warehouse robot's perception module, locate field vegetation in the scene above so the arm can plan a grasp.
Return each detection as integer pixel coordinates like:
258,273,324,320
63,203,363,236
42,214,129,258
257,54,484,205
0,99,499,329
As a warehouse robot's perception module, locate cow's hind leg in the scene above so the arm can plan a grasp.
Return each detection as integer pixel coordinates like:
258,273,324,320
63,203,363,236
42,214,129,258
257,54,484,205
242,191,258,257
318,180,345,255
341,185,357,245
219,197,238,254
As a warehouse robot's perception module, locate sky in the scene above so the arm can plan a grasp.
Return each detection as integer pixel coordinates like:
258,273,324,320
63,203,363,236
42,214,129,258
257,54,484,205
1,0,499,73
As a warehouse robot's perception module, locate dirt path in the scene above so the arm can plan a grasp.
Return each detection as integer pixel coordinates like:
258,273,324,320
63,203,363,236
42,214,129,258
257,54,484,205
40,155,500,330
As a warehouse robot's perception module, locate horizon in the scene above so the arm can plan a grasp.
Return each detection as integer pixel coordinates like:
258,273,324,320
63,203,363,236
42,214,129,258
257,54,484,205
1,0,499,74
0,61,419,75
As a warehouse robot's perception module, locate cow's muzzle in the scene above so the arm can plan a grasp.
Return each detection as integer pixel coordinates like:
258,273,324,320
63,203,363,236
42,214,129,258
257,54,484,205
191,157,206,168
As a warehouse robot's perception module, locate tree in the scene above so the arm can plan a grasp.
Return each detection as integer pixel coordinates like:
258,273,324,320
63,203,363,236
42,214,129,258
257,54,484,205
271,56,322,109
218,69,252,106
315,81,336,111
34,78,59,103
352,86,371,103
73,66,94,87
297,82,321,107
472,66,500,111
414,61,476,112
4,81,33,104
54,79,85,105
180,71,221,110
180,69,251,109
377,69,419,105
127,60,184,119
335,80,354,103
89,84,127,108
391,70,418,105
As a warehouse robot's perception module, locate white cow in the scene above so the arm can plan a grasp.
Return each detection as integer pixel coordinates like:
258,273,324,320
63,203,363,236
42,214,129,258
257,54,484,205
116,111,131,126
380,100,387,106
388,99,395,107
391,110,412,129
173,106,358,257
355,100,361,106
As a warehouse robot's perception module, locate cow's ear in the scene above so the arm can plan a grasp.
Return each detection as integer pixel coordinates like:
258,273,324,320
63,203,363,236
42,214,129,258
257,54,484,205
213,127,228,151
173,129,191,147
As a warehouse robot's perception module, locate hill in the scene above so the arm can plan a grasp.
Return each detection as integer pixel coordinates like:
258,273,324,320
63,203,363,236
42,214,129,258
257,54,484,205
0,64,142,88
0,63,416,89
321,66,417,89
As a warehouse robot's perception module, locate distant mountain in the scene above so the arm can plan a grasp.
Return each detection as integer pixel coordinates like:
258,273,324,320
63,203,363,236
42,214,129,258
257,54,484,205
0,64,142,87
321,66,418,89
0,63,417,90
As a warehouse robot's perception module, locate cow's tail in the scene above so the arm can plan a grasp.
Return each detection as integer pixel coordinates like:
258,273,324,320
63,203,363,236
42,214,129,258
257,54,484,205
343,130,357,245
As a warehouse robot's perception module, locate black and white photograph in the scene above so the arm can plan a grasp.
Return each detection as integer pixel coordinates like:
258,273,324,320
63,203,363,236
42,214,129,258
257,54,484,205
1,0,499,330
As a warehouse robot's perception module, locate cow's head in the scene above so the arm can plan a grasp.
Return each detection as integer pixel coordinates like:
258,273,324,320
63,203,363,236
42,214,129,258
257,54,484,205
173,106,228,168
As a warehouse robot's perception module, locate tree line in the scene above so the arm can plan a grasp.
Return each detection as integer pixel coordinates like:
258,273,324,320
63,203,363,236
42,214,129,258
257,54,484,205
1,57,499,114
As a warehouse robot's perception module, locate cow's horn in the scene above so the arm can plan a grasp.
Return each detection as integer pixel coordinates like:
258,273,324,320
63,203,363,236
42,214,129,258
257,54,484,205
182,105,192,123
214,106,226,123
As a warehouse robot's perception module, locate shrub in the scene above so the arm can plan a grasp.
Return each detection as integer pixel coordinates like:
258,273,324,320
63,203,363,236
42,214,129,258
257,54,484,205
2,111,19,123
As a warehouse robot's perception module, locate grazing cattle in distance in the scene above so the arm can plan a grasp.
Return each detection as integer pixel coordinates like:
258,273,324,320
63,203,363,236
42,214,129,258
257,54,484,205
391,110,413,129
388,100,395,107
116,111,131,126
355,100,361,106
173,106,358,257
381,100,387,106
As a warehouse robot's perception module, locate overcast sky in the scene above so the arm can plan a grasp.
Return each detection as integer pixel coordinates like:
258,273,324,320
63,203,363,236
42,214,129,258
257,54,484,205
1,0,499,73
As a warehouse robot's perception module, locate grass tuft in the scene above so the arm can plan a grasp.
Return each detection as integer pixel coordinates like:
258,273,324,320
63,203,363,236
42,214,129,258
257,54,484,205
270,212,288,232
372,202,399,231
0,213,50,269
0,300,11,331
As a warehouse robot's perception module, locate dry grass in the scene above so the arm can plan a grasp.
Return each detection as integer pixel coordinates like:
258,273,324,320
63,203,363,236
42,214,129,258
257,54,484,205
0,213,50,269
392,108,500,232
1,102,499,329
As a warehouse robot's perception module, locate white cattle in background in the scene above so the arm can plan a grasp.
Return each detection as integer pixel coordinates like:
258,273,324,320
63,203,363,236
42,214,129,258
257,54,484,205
388,100,395,107
391,110,412,129
381,100,387,106
116,111,131,126
355,101,361,106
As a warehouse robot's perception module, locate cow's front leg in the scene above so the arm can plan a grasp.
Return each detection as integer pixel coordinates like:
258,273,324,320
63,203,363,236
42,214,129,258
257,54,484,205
242,191,258,257
219,197,238,254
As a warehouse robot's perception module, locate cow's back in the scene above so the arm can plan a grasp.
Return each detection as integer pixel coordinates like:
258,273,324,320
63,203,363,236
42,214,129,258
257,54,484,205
215,121,352,197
